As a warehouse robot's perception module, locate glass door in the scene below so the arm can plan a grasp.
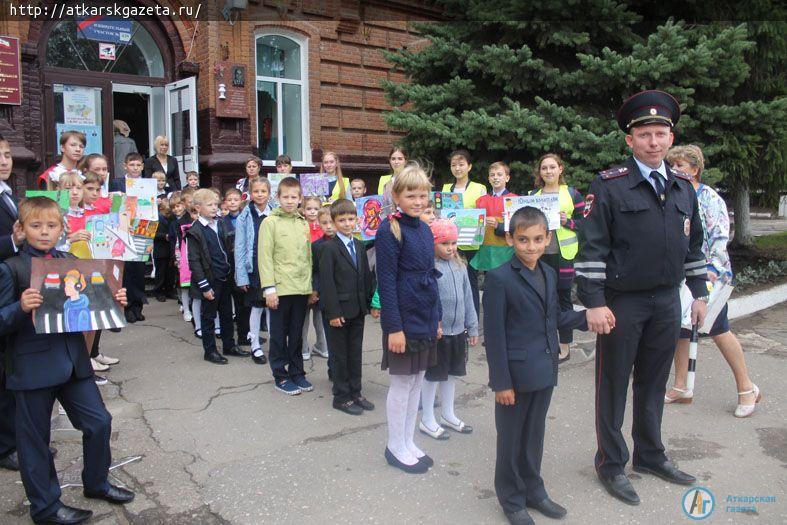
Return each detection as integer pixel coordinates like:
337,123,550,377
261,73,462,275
165,76,198,185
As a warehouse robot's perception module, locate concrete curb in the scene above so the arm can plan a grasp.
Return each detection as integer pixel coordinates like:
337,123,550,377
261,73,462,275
728,282,787,320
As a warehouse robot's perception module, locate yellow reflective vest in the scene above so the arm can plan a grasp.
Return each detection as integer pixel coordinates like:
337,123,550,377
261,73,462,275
533,185,579,261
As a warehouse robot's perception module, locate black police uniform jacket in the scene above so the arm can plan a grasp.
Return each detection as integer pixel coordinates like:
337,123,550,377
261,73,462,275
575,157,707,308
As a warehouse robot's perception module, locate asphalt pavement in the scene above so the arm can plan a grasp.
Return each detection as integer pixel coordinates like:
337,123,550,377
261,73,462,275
0,300,784,524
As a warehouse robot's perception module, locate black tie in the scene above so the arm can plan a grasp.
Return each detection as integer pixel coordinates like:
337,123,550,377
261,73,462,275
650,171,665,205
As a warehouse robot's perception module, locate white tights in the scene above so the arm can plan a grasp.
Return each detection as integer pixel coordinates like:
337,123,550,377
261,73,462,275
191,298,219,333
249,306,264,354
386,371,426,465
421,376,461,431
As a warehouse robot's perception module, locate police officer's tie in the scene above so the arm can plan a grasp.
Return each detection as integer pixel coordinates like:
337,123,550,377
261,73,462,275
650,171,666,205
347,239,357,268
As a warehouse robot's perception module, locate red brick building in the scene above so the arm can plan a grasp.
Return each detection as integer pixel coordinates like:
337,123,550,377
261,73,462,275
0,0,440,192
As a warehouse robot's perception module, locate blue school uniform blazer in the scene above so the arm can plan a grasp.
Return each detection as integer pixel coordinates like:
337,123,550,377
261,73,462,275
0,250,93,390
483,256,587,393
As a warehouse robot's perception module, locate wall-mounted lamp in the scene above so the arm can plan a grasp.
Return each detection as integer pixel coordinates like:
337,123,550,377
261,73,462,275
218,83,227,100
222,0,248,26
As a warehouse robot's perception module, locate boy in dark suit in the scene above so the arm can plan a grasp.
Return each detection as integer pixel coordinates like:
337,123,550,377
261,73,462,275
187,188,249,364
0,197,134,524
318,199,375,415
483,206,589,525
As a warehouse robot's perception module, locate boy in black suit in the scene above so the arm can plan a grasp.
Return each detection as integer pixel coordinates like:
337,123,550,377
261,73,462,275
318,199,375,415
0,197,134,524
483,207,589,525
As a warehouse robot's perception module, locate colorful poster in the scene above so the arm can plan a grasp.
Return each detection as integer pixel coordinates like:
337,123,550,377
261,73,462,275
85,212,155,262
503,195,561,231
442,209,486,247
24,190,70,212
299,173,330,196
56,124,102,156
31,258,126,334
63,85,97,125
433,192,463,211
99,42,116,60
124,177,159,220
356,195,384,240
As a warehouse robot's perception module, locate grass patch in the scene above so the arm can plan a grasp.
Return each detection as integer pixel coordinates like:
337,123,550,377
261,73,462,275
754,231,787,254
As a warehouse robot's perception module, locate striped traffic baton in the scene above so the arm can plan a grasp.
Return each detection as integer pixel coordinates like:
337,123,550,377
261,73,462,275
686,323,699,391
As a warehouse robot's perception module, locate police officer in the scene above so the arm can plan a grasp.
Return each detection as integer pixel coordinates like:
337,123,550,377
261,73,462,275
575,90,708,506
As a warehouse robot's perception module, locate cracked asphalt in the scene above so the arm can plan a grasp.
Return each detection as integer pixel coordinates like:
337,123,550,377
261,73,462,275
1,300,785,524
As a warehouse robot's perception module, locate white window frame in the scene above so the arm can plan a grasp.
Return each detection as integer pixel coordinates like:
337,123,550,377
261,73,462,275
254,29,313,168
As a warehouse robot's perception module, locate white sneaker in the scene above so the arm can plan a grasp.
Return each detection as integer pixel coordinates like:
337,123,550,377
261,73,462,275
183,311,193,323
302,348,311,361
95,353,119,366
91,358,109,372
312,346,329,358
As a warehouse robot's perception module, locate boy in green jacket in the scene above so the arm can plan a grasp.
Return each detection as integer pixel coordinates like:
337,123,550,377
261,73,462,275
260,177,315,395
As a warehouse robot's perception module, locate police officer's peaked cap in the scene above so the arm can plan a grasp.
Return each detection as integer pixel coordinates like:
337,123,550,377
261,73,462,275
616,90,681,132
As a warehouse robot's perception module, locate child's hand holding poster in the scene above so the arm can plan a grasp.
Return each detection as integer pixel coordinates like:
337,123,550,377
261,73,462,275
31,258,126,334
504,195,561,231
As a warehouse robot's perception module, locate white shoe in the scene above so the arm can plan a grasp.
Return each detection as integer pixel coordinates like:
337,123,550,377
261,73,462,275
95,353,119,366
183,311,193,323
312,346,329,358
302,349,311,361
91,358,109,372
734,384,762,418
58,404,66,415
215,327,221,335
664,387,693,404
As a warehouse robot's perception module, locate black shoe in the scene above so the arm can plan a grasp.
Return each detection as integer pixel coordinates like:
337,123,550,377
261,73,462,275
204,352,228,365
417,454,434,468
504,508,535,525
84,483,135,504
156,295,167,302
353,396,375,411
334,399,363,415
526,497,567,519
252,353,268,365
35,505,93,524
224,345,250,357
124,309,137,323
384,447,428,474
599,473,640,505
108,327,122,333
0,451,18,471
135,310,145,322
633,460,696,485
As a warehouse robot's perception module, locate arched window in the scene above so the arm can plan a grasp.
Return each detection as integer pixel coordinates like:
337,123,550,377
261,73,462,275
255,31,309,164
46,19,165,77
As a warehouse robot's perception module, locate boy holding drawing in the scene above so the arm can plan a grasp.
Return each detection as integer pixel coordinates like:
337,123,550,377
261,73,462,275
0,196,134,524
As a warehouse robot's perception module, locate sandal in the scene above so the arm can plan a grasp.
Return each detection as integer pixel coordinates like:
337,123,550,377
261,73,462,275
440,417,473,434
664,387,693,404
419,421,450,440
734,384,762,418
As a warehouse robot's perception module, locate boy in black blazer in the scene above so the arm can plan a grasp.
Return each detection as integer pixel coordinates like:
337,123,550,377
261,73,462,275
0,197,134,524
483,207,589,525
318,199,375,415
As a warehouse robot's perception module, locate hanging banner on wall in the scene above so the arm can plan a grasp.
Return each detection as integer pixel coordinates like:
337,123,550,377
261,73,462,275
0,36,22,106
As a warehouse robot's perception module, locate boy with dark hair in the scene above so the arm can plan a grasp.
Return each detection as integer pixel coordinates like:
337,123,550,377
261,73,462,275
220,187,251,345
483,206,589,525
0,196,134,524
187,189,249,364
319,199,375,414
261,177,314,394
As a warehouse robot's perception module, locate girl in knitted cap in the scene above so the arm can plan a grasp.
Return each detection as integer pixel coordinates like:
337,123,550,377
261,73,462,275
419,219,479,440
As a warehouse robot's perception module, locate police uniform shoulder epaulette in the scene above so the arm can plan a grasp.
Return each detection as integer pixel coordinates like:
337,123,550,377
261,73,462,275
672,170,693,182
598,166,629,180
